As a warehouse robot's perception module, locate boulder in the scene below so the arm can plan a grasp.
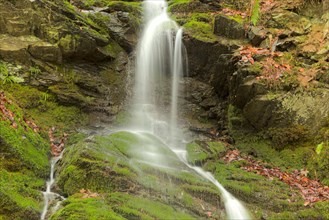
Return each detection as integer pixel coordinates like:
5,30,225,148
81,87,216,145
240,89,329,133
214,14,245,39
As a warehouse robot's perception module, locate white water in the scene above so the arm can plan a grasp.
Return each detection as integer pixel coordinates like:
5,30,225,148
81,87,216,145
41,151,65,220
130,0,251,219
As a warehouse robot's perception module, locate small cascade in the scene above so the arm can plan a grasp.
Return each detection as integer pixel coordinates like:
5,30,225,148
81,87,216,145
40,151,65,220
174,149,251,219
129,0,251,219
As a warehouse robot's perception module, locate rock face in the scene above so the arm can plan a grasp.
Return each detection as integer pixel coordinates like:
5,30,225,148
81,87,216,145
0,0,141,120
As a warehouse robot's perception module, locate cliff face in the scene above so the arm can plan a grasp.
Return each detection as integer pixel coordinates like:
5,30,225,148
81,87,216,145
169,0,329,184
1,0,329,219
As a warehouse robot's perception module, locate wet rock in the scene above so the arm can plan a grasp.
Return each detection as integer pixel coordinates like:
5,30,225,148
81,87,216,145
53,131,223,219
85,2,142,53
214,14,245,39
183,77,218,109
183,36,240,97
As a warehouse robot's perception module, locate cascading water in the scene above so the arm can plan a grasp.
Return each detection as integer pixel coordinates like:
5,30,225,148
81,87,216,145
130,0,251,219
40,152,65,220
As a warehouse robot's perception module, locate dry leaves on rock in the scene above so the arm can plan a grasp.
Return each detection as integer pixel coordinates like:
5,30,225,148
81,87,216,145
79,189,100,199
48,127,68,157
223,149,329,205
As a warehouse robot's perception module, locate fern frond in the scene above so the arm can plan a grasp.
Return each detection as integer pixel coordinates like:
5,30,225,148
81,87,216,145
251,0,260,26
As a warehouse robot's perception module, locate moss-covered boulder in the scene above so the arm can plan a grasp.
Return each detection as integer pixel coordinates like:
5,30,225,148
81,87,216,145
214,14,245,39
53,131,225,219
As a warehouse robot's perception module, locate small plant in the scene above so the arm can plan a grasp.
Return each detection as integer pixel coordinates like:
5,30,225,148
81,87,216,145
0,61,24,84
29,66,41,76
0,61,8,76
41,92,50,102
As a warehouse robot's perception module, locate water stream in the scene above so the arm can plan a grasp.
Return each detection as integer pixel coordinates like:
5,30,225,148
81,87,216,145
40,151,65,220
130,0,251,219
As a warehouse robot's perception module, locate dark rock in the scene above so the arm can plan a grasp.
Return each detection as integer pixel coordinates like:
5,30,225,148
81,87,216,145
248,26,267,46
214,14,245,39
234,78,267,109
243,95,284,130
183,36,240,98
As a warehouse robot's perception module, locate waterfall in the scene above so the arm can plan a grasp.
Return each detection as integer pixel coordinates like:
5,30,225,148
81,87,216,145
130,0,251,219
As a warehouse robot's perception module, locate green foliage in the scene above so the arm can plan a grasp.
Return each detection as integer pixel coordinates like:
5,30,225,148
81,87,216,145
28,66,41,76
308,141,329,185
0,61,8,76
316,142,324,154
250,0,260,26
0,62,24,84
41,92,49,102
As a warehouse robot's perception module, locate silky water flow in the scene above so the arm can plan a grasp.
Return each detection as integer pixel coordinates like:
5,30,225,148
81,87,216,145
129,0,251,219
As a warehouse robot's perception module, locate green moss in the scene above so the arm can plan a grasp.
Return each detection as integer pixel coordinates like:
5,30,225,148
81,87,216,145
205,161,305,213
107,192,196,220
50,195,124,220
268,201,329,220
56,133,141,196
1,84,88,131
168,0,195,13
183,20,218,43
49,83,95,106
186,141,226,165
0,99,49,177
186,142,208,165
99,41,124,59
107,1,142,14
0,170,45,219
227,14,245,24
268,125,310,149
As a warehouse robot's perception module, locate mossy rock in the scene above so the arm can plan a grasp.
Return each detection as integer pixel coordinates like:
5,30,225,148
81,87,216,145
49,194,124,220
1,84,88,131
186,141,226,165
106,1,142,14
54,131,225,218
214,14,245,39
50,192,197,220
